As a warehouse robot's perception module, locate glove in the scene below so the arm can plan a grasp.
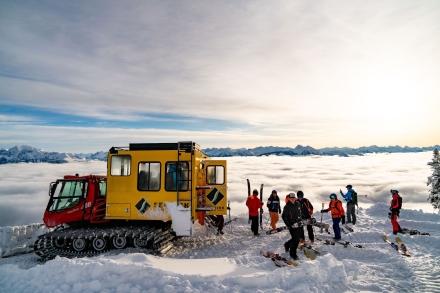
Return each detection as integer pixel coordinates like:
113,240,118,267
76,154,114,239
320,209,328,213
341,216,346,224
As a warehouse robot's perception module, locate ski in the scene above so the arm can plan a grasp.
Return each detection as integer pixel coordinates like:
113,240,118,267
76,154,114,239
260,183,264,230
382,235,406,256
316,238,363,248
345,225,354,232
313,222,330,234
395,237,411,257
266,251,299,267
260,250,286,267
304,244,321,253
339,227,349,234
401,229,430,236
298,244,316,260
224,218,238,226
247,179,251,224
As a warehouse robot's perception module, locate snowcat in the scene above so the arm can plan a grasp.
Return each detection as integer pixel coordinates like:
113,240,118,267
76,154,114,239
34,142,227,258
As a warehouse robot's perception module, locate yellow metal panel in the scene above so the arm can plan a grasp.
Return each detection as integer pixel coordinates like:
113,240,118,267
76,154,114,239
106,203,131,218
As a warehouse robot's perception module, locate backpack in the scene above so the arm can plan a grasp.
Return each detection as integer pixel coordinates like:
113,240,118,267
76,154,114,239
397,196,402,209
299,198,314,216
351,191,358,205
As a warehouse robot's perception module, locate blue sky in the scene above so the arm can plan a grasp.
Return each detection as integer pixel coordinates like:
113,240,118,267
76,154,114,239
1,0,439,153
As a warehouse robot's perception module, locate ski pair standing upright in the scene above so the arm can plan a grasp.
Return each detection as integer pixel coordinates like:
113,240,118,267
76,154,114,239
246,179,264,236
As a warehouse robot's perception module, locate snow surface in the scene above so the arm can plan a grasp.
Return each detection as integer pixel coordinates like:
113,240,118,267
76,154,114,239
1,203,439,293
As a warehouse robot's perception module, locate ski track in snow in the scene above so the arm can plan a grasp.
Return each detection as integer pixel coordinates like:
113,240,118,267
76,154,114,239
0,203,439,293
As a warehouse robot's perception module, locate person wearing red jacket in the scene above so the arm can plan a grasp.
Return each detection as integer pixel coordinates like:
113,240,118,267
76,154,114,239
246,189,263,236
390,189,403,235
321,193,345,240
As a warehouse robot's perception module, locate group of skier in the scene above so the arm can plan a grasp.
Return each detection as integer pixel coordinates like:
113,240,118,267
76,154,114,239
246,185,404,260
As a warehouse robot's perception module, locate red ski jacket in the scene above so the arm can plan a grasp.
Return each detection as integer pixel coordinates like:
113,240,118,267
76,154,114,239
246,195,263,216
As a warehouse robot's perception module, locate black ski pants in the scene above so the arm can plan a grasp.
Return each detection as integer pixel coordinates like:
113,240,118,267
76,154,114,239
286,227,300,258
250,215,259,235
346,203,356,224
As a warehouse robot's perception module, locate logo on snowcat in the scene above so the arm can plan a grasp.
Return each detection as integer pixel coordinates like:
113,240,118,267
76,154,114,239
206,188,224,206
135,198,150,214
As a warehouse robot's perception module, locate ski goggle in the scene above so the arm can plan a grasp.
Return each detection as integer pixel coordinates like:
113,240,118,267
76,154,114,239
390,189,399,194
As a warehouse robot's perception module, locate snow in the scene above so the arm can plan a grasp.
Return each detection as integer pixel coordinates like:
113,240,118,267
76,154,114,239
1,203,440,293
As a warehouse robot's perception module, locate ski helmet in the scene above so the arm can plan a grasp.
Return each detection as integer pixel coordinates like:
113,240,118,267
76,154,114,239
272,190,277,194
253,189,259,195
288,192,296,198
390,189,399,194
297,190,304,198
329,193,337,199
346,185,352,189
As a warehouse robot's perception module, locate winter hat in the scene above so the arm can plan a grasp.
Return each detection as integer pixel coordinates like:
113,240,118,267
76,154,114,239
272,190,277,194
346,185,352,189
329,193,337,199
288,192,296,198
390,189,399,194
253,189,259,195
297,191,304,198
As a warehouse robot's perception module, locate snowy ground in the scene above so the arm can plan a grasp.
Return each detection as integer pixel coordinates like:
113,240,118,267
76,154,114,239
1,203,439,293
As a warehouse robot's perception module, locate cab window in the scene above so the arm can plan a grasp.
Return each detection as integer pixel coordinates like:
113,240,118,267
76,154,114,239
138,162,161,191
165,162,189,191
111,155,131,176
206,165,225,185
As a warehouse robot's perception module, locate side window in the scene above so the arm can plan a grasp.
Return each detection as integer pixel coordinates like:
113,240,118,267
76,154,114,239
206,166,225,185
138,162,161,191
99,180,107,197
111,155,131,176
165,162,189,191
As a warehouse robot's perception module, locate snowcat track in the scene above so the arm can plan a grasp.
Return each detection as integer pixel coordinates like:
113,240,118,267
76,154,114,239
33,225,175,259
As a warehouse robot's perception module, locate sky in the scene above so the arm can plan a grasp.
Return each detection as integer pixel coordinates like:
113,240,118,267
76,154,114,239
0,152,437,227
1,1,439,153
1,203,440,292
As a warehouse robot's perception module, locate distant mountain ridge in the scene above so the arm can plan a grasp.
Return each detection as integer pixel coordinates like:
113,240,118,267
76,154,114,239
0,144,439,164
203,145,440,157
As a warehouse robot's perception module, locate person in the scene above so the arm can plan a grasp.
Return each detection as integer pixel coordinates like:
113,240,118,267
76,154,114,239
340,184,356,225
282,192,302,260
297,190,314,243
266,190,281,230
321,193,345,240
208,215,225,235
246,189,263,236
389,189,403,235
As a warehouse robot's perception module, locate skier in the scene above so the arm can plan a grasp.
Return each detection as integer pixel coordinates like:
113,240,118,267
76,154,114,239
282,192,302,260
297,191,315,244
266,190,282,230
340,184,356,225
321,193,345,240
389,189,403,235
246,189,263,236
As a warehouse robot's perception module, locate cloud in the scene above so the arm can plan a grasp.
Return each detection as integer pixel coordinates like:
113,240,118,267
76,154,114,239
0,152,435,227
1,1,439,150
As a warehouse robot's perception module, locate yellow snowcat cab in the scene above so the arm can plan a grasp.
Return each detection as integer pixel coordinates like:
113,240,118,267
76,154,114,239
106,141,227,236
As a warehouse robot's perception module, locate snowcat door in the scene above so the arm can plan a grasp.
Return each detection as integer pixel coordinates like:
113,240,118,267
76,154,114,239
203,160,228,215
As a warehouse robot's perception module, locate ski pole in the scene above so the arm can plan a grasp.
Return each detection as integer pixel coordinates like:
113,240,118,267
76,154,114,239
320,203,324,233
228,200,232,233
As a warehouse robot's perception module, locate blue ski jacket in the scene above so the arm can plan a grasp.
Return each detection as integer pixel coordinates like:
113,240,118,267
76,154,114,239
340,188,354,204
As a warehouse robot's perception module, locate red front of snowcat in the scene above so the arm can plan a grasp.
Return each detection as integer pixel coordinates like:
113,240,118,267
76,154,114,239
43,174,109,228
